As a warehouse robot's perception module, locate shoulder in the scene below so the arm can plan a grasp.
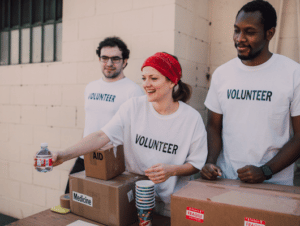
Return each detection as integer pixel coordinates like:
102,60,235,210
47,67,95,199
121,95,147,109
85,79,102,89
275,54,300,71
179,102,202,119
212,58,238,79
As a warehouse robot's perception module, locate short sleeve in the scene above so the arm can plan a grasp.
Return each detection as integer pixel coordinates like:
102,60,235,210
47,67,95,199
204,71,223,114
291,67,300,117
185,116,208,170
101,99,132,146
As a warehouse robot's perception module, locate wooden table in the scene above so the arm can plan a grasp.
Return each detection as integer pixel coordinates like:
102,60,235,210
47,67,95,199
7,209,170,226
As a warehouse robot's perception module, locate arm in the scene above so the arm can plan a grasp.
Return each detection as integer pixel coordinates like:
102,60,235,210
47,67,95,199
238,115,300,183
144,163,199,184
52,130,110,166
200,110,223,179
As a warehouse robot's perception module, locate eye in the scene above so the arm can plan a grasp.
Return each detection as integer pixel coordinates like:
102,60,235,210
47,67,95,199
151,77,158,80
112,57,121,61
142,77,146,81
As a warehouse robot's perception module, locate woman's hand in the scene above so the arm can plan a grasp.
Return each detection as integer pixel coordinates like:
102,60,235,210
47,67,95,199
144,163,175,184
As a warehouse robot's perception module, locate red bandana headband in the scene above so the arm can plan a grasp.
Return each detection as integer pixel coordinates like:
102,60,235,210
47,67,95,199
141,52,182,85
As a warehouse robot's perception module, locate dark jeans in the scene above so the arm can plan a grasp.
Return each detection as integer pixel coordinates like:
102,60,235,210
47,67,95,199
65,157,85,194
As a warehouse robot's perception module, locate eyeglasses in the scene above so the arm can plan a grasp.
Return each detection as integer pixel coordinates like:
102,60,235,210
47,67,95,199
100,56,123,64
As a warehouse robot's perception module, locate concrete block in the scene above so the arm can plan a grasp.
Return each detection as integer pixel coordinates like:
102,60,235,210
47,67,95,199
62,85,85,106
0,123,10,142
79,15,114,40
278,37,299,63
280,12,298,38
46,189,64,208
176,0,188,9
210,19,234,43
32,205,48,215
174,31,189,59
0,66,22,85
47,106,76,127
62,41,80,62
9,124,33,145
195,63,210,88
0,86,10,104
77,61,102,84
9,162,33,183
178,58,198,85
33,169,60,190
47,63,77,85
21,144,39,165
33,126,61,148
0,105,21,123
0,141,20,162
188,86,208,111
22,64,48,85
34,85,62,105
78,40,96,62
199,109,208,126
113,8,152,35
76,106,85,129
187,38,209,65
0,160,9,178
96,0,133,14
282,0,297,14
60,170,70,191
125,58,146,84
60,128,83,149
210,41,236,67
210,0,243,23
10,85,35,105
175,5,194,36
21,183,46,206
9,198,33,219
153,4,176,32
21,106,47,125
3,179,20,200
195,0,209,20
63,0,96,19
193,17,209,42
62,19,79,42
0,197,10,215
133,0,175,8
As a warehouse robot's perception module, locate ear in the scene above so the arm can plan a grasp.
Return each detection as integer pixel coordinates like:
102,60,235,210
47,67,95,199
122,59,128,69
266,27,275,41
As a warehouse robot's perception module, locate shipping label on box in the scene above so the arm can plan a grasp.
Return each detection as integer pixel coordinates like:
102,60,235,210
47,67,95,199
84,144,125,180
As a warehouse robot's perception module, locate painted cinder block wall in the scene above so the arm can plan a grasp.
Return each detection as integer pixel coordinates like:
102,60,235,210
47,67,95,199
0,0,298,219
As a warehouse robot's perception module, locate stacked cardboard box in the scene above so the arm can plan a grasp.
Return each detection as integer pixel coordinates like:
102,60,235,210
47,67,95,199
171,178,300,226
69,145,146,226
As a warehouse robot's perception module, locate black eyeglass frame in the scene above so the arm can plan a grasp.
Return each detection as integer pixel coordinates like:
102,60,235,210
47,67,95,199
99,56,123,64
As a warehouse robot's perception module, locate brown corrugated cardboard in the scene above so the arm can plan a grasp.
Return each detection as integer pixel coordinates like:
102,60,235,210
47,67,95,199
171,180,300,226
84,144,125,180
70,171,146,226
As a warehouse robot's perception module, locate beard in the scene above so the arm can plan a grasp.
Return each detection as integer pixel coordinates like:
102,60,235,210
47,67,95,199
235,43,264,61
102,67,122,79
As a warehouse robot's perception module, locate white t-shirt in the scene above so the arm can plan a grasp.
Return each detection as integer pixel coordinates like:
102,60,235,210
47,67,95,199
205,54,300,185
102,95,207,204
80,77,144,158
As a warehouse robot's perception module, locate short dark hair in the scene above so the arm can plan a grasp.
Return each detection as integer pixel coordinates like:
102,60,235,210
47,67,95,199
96,37,130,60
237,0,277,32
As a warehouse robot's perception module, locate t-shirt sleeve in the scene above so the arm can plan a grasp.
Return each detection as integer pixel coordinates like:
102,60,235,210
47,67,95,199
184,115,208,170
204,71,223,114
101,99,131,146
291,67,300,117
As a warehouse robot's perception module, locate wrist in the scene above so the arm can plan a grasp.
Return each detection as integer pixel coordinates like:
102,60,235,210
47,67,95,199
260,165,273,180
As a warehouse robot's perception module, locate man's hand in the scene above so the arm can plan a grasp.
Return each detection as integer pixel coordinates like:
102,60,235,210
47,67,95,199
144,163,175,184
34,151,64,169
200,163,222,180
237,165,265,183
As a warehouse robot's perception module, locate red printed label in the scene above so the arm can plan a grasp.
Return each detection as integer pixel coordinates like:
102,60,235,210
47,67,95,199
186,207,204,223
244,217,265,226
36,158,52,167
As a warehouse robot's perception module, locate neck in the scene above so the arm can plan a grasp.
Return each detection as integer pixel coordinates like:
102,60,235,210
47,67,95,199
152,98,179,115
103,72,125,83
242,50,273,67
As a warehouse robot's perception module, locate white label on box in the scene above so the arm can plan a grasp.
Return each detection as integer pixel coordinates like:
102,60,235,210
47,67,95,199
72,191,93,207
244,217,265,226
127,189,134,203
186,207,204,223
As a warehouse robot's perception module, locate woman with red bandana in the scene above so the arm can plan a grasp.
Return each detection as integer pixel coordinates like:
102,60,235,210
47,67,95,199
47,52,207,216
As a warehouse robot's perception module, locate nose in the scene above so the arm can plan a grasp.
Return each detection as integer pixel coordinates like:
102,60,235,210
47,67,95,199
106,58,113,66
235,31,246,42
142,78,150,88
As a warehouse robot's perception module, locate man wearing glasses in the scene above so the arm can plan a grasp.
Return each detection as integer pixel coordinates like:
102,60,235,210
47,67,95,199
65,37,144,194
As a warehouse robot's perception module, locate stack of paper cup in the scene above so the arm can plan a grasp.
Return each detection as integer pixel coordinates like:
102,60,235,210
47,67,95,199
136,180,155,226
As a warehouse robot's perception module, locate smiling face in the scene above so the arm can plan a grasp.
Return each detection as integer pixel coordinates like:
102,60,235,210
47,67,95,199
99,46,127,80
142,66,175,103
233,10,273,65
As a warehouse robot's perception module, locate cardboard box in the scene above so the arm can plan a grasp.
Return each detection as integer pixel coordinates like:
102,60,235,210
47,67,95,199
84,144,125,180
171,179,300,226
70,171,146,226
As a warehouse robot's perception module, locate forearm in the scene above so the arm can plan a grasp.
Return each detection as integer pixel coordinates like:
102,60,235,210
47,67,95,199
265,133,300,174
206,126,223,164
59,130,110,163
172,163,199,177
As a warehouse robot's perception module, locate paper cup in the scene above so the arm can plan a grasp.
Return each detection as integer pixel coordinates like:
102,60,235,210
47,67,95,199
136,180,155,189
137,207,153,226
136,187,155,192
136,203,155,209
135,190,155,196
